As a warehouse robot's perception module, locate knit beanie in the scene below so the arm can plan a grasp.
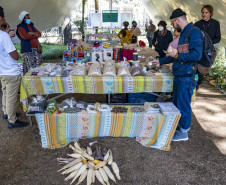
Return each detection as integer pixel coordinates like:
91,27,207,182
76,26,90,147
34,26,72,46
170,8,186,19
19,11,29,21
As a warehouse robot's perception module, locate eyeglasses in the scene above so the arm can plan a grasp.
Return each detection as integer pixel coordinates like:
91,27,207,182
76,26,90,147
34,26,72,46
171,19,177,26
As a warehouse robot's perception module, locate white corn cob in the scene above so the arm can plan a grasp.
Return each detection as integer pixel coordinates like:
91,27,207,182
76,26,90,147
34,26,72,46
95,170,106,185
103,149,110,161
103,166,116,183
76,169,88,185
111,162,121,180
87,168,94,185
107,150,113,165
62,162,83,175
74,141,83,151
99,168,110,185
64,169,78,181
87,147,92,156
67,153,82,158
92,169,95,183
82,152,94,161
70,164,87,184
88,161,95,168
58,158,82,172
94,161,107,170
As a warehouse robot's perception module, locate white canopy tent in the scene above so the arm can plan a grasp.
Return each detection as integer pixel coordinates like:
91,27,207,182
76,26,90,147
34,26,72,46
1,0,225,46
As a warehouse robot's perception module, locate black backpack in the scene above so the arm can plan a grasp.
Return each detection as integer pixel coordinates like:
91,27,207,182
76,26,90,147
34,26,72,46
185,26,216,75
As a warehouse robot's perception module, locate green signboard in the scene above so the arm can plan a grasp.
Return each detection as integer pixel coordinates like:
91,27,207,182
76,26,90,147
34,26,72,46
102,10,118,22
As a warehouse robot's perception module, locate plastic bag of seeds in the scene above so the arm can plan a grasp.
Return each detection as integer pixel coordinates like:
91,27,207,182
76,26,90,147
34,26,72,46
88,62,102,76
130,62,145,76
117,66,131,76
103,65,116,76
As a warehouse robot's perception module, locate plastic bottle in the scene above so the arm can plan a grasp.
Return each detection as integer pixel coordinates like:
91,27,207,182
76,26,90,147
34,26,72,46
149,55,153,61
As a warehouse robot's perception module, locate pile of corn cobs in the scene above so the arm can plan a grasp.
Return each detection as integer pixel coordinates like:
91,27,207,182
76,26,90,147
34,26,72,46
57,142,121,185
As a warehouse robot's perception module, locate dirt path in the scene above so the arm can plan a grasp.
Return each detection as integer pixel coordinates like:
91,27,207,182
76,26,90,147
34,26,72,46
0,83,225,185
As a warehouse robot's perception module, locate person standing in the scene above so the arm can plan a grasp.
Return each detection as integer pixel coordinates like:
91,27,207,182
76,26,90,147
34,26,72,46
16,11,42,75
194,5,221,89
145,20,156,48
130,21,141,44
152,8,203,141
117,21,132,46
0,6,28,129
153,21,173,58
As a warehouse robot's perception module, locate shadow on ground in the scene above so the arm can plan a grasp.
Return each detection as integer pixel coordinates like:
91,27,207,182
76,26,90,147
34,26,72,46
0,83,225,185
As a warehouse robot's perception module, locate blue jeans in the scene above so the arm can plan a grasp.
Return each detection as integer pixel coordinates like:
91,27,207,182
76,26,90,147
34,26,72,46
147,37,153,48
173,77,197,132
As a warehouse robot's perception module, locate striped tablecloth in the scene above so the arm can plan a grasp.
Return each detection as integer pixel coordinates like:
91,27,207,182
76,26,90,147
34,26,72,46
20,74,174,110
35,105,181,151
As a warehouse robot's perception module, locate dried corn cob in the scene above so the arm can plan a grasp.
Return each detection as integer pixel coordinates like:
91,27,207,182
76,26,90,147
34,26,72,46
64,169,78,181
61,162,83,175
70,164,87,184
103,149,110,161
95,170,106,185
87,147,92,156
74,141,83,151
90,160,102,165
94,161,107,170
58,158,82,172
88,161,95,169
82,157,88,168
103,166,116,183
99,168,110,185
107,150,113,165
87,168,94,185
111,162,121,180
82,152,94,161
67,153,82,158
76,169,88,185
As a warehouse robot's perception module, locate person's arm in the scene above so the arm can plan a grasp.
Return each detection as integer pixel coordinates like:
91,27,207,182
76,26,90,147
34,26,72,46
2,32,19,60
212,22,221,44
34,26,42,38
18,27,36,40
117,31,121,39
177,29,203,62
9,50,19,61
133,28,141,36
151,56,174,66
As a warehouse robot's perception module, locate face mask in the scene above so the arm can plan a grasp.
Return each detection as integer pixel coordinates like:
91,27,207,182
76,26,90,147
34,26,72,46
25,19,31,24
158,26,164,31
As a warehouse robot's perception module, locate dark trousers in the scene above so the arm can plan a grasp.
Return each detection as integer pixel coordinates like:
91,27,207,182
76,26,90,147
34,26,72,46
173,77,197,131
196,73,205,89
147,37,153,48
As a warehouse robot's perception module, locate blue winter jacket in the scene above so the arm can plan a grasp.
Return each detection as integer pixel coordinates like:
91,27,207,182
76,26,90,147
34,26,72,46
159,23,203,77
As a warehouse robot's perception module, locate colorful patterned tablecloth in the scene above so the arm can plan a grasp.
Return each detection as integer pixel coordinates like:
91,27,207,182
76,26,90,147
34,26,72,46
35,105,181,151
20,74,174,110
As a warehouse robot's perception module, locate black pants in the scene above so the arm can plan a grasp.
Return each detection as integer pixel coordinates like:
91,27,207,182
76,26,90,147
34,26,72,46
196,73,205,89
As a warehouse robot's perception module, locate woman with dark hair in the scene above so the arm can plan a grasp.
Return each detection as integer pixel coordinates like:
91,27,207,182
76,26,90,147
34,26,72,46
153,20,173,58
130,21,141,43
117,21,132,46
16,11,42,74
194,5,221,89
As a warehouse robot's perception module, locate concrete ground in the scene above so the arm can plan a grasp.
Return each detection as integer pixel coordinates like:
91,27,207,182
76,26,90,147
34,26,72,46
0,83,225,185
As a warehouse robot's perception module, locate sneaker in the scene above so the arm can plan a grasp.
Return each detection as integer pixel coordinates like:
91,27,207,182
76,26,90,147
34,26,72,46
172,131,188,141
8,120,29,129
3,113,21,120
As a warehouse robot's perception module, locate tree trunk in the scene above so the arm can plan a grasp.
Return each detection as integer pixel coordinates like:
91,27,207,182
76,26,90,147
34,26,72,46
63,22,72,45
81,0,86,40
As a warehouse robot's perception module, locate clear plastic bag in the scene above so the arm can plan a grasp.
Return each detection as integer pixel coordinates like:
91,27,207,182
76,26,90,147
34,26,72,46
130,62,145,76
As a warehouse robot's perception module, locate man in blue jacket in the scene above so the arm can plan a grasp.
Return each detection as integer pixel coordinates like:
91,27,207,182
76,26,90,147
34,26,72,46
152,8,203,141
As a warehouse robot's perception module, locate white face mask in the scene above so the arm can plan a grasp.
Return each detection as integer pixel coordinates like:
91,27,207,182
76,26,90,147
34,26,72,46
158,26,164,31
